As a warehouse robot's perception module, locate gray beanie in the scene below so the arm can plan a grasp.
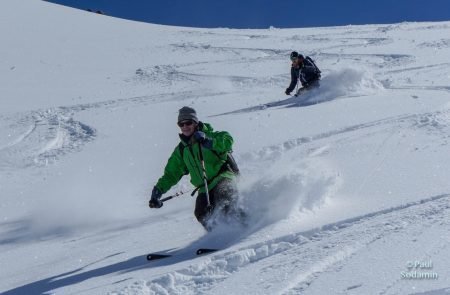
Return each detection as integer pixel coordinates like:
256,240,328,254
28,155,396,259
178,106,198,123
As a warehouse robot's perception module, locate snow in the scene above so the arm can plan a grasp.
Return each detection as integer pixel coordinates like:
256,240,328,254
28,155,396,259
1,0,450,294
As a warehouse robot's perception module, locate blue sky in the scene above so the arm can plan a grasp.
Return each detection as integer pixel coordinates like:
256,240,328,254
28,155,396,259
47,0,450,28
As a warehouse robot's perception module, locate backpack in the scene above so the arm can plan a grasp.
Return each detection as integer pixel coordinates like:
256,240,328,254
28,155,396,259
178,142,240,175
305,56,321,78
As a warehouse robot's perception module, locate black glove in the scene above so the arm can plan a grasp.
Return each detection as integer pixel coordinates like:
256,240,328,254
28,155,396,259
149,186,163,208
285,88,291,95
193,131,213,149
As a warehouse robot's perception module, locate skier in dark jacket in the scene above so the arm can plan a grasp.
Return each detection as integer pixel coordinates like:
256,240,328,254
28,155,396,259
149,106,241,231
285,51,321,96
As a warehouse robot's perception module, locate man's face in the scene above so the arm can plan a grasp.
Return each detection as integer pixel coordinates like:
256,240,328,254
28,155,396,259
292,57,304,67
178,120,197,137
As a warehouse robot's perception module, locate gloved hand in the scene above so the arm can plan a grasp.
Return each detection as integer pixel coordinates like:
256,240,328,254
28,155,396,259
149,186,163,208
285,88,291,95
193,131,213,149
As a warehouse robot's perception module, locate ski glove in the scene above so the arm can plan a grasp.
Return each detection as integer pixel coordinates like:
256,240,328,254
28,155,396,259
193,131,213,149
149,186,163,208
285,88,291,95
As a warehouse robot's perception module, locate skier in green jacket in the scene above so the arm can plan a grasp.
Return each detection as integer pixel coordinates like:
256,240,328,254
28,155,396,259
149,106,240,230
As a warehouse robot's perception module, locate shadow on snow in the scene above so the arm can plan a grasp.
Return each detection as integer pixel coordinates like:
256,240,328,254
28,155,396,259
2,225,250,295
210,88,325,118
4,193,450,294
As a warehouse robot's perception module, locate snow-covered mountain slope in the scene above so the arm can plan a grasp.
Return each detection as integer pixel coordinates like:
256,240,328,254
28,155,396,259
1,1,450,294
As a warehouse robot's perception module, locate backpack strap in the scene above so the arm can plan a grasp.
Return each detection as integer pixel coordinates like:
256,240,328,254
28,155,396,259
306,56,321,75
178,141,240,196
179,141,227,167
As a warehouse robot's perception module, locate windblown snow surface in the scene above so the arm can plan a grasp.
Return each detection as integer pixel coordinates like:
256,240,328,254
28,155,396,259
1,1,450,294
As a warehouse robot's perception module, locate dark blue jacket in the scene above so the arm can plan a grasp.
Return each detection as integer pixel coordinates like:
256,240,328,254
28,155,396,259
286,56,321,93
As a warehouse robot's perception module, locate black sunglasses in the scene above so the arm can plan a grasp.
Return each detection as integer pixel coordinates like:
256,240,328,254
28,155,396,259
178,120,194,127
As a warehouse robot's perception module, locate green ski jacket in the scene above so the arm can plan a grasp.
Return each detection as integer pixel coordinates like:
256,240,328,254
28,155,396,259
155,122,235,194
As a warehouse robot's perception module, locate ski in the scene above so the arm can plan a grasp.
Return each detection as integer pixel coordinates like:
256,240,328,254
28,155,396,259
196,248,219,255
146,253,171,261
146,248,219,261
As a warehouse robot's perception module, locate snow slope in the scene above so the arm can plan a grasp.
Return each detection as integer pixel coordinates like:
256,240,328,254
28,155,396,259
1,1,450,294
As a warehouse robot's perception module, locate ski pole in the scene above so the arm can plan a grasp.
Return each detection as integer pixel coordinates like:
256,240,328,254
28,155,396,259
197,145,212,211
160,189,192,203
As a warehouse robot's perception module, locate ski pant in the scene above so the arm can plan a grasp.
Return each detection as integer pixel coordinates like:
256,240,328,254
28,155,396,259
194,177,238,230
296,79,320,96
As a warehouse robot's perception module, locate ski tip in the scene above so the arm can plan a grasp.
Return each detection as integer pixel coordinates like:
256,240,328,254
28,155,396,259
146,253,171,261
196,248,218,255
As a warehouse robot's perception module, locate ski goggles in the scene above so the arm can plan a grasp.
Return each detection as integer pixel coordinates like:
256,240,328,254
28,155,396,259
177,120,194,127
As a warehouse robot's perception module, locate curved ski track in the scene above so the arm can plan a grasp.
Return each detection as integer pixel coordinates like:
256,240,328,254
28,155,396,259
113,193,450,295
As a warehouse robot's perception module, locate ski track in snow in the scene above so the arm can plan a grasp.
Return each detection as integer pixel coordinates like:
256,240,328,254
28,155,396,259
2,3,450,293
239,108,450,165
113,105,450,295
2,20,442,172
132,64,286,90
0,89,228,171
113,81,449,295
112,194,450,295
0,108,96,169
